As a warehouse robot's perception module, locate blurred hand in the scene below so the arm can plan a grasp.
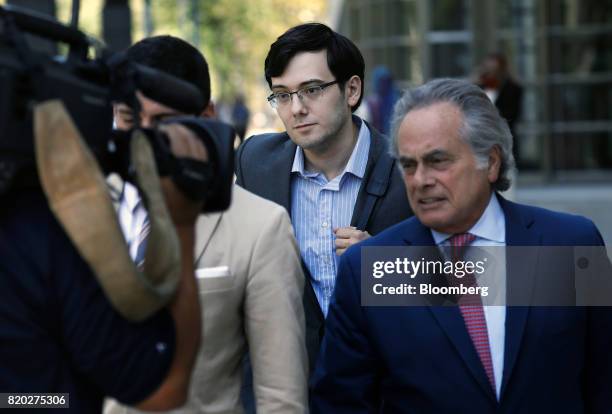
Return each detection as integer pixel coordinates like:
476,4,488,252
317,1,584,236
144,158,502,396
334,226,371,256
158,123,208,228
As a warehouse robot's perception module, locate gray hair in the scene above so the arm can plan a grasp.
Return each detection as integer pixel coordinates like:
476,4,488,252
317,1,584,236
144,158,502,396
389,78,515,191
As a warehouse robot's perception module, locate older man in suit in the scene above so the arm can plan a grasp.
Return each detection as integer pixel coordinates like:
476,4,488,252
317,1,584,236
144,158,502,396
236,23,411,373
311,78,612,413
105,35,307,414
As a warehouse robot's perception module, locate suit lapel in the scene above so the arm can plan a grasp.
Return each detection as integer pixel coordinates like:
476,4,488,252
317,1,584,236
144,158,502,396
351,123,395,230
402,221,497,401
402,197,543,400
429,307,497,400
261,136,325,321
262,136,295,213
194,212,223,266
498,196,540,398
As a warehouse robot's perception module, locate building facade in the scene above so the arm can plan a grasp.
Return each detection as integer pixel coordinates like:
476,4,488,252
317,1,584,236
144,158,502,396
333,0,612,181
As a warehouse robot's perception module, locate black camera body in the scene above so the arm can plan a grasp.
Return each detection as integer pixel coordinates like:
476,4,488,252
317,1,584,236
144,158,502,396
0,5,233,212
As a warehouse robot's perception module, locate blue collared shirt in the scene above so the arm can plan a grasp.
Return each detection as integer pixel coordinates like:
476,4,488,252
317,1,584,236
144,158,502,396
291,119,371,316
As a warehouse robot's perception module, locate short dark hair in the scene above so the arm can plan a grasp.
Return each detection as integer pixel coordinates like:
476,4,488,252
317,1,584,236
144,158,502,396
264,23,365,111
126,35,211,110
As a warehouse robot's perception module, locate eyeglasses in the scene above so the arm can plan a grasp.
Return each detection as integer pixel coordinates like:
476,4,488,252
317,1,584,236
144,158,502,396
267,80,339,109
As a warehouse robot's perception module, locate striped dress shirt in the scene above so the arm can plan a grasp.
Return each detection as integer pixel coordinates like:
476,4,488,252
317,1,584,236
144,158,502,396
291,120,371,316
117,182,149,261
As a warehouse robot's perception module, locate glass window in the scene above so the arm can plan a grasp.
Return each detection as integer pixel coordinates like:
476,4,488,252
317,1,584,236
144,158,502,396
368,1,386,38
371,47,386,68
389,45,413,80
430,43,470,77
430,0,468,31
552,132,612,169
513,130,543,171
361,48,373,73
548,83,612,122
496,37,532,80
546,0,612,26
548,33,612,74
497,0,528,30
388,0,418,37
349,5,362,41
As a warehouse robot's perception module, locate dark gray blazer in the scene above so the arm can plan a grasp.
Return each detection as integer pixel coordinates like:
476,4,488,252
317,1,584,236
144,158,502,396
235,120,412,372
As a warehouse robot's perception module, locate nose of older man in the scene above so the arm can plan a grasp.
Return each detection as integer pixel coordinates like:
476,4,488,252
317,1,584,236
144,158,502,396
410,164,436,191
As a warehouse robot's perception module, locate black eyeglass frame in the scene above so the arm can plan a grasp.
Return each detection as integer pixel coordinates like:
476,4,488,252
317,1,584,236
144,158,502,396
266,80,340,108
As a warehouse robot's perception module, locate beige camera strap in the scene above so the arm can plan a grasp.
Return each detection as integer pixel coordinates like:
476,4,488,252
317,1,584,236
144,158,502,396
34,100,180,321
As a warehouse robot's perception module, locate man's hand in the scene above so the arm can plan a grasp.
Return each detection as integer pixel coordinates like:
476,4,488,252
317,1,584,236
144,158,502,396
158,123,208,227
334,226,371,256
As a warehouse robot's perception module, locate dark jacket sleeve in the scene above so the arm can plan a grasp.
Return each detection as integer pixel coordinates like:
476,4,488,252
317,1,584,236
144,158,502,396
234,135,251,187
52,219,176,405
310,248,380,413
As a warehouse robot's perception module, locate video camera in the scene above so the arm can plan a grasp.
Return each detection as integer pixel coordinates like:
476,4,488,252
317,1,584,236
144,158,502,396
0,5,233,212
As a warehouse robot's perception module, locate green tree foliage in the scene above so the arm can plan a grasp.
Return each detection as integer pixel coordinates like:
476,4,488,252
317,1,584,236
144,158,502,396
53,0,326,103
152,0,327,100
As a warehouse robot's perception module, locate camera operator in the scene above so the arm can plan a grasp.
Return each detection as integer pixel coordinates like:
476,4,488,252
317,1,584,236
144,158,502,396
0,118,204,414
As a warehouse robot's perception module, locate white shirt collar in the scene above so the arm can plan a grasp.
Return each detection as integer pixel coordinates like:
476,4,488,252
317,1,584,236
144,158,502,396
431,193,506,245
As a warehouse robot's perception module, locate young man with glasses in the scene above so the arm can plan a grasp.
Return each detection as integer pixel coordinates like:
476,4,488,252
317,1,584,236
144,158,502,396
235,23,412,374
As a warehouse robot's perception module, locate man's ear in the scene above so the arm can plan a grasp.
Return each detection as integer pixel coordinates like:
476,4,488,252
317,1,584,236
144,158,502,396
345,75,362,108
487,145,502,183
200,100,216,119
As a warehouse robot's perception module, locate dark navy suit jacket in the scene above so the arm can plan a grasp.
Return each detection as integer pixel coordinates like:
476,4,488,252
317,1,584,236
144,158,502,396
311,195,612,413
235,119,412,372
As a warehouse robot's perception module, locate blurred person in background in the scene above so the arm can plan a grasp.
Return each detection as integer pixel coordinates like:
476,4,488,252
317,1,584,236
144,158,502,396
476,53,523,165
363,65,400,136
231,93,251,144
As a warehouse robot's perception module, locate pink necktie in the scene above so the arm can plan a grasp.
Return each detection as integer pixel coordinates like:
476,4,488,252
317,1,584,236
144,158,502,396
448,233,496,392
